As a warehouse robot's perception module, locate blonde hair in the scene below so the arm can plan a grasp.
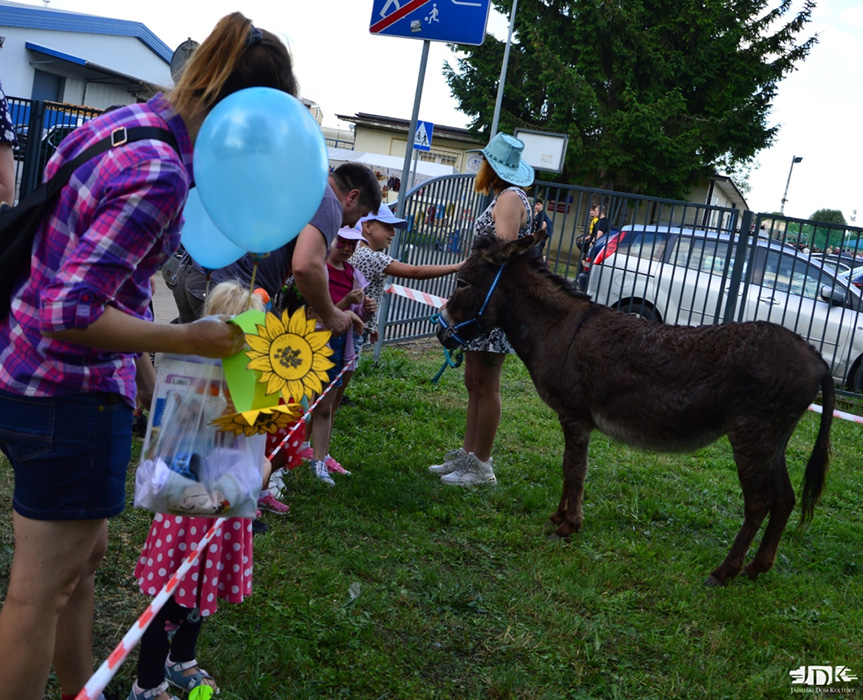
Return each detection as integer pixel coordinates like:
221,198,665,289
203,280,265,316
474,159,506,196
169,12,296,124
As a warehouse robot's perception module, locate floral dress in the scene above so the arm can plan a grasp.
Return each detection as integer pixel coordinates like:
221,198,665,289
464,186,533,354
0,80,17,148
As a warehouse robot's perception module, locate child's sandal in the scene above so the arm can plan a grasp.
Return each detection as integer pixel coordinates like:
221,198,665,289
165,658,220,695
127,680,179,700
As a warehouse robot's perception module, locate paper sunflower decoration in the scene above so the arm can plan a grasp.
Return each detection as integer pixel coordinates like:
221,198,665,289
244,308,334,402
211,403,304,436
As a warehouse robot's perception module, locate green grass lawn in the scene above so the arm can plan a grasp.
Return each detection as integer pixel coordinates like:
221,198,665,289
2,340,862,699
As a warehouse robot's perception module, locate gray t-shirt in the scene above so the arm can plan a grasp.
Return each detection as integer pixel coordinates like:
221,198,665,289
205,183,342,294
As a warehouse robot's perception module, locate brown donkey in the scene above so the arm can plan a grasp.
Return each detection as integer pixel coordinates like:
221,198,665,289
436,231,834,586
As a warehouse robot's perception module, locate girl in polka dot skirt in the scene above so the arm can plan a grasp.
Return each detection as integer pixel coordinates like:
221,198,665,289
129,282,301,700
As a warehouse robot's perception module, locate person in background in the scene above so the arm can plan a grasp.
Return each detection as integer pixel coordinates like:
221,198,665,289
428,133,535,487
302,226,375,486
532,196,554,256
0,13,294,700
0,78,18,205
350,202,462,346
172,162,381,337
576,201,609,291
584,201,608,252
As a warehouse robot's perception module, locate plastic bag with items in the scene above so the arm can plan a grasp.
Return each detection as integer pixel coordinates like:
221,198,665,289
135,354,264,518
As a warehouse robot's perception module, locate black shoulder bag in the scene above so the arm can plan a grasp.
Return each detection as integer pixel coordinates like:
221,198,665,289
0,126,180,322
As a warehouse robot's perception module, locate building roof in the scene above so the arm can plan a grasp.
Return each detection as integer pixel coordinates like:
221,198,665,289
24,41,157,90
710,174,749,211
336,112,481,146
0,1,172,63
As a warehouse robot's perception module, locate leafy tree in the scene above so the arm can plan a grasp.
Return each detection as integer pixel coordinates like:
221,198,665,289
445,0,817,199
809,209,846,225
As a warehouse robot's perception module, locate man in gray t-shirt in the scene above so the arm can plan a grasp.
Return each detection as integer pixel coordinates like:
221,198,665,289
173,162,381,336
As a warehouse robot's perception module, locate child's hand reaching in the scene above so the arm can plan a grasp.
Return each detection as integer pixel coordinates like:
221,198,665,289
345,289,364,305
363,294,377,315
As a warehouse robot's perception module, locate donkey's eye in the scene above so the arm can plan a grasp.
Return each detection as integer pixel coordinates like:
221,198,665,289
456,279,468,289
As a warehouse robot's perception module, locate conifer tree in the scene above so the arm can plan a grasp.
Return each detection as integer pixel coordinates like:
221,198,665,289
445,0,817,198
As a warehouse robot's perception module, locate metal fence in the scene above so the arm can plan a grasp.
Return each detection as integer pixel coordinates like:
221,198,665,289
7,97,103,204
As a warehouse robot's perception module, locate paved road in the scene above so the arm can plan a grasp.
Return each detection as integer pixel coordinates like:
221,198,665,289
152,273,180,325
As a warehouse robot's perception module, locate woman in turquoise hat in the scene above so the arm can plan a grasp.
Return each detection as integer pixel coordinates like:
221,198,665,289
429,132,535,486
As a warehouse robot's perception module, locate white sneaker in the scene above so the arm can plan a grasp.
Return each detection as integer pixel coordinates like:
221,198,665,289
311,459,335,487
440,454,496,486
428,448,468,475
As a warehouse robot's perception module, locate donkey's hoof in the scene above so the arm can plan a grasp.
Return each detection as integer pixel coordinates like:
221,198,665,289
703,574,725,588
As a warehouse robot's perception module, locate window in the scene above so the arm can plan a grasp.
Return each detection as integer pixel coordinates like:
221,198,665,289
762,251,828,300
668,237,731,274
623,231,669,261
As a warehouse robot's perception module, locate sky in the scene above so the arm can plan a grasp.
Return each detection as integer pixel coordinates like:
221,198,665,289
20,0,863,223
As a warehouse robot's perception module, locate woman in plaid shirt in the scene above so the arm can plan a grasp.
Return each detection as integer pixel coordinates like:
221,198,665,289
0,13,296,700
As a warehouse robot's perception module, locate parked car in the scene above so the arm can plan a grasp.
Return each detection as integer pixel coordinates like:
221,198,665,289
12,122,79,164
813,252,859,277
586,225,863,390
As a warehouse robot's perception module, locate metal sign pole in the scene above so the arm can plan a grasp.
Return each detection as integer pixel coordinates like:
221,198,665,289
374,39,430,361
410,148,420,189
489,0,518,139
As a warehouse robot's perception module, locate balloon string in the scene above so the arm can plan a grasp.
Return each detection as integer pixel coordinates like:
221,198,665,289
248,260,260,309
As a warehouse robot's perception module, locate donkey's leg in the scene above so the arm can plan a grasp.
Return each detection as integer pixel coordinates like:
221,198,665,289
743,444,796,580
549,421,590,539
706,430,772,586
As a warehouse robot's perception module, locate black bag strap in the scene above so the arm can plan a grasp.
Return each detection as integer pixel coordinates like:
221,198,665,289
43,126,180,197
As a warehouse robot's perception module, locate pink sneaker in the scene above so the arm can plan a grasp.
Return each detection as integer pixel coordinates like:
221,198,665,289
257,492,290,515
298,446,314,461
325,455,351,476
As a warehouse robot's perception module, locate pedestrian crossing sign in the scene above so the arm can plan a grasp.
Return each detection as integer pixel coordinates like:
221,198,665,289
414,120,433,151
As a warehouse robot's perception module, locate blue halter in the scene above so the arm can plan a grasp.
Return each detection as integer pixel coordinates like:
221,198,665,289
437,263,506,347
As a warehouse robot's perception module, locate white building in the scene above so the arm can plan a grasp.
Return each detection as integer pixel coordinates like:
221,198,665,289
0,0,173,108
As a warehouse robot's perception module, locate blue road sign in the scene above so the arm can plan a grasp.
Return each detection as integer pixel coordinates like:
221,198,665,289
413,121,433,151
369,0,492,46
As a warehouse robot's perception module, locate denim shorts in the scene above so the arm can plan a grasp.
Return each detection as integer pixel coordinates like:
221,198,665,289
326,331,364,387
0,387,133,520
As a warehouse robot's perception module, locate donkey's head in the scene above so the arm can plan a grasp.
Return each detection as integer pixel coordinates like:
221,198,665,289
436,230,546,349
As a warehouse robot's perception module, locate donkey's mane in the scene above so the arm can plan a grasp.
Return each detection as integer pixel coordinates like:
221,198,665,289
471,235,591,303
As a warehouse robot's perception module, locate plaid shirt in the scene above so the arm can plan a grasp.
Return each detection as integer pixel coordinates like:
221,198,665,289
0,93,193,405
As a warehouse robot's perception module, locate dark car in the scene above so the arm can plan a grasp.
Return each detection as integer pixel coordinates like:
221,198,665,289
12,122,79,164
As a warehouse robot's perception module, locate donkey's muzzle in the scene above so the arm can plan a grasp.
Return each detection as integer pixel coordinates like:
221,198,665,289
436,308,479,349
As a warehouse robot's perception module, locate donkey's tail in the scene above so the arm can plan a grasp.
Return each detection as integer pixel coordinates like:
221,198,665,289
799,368,834,528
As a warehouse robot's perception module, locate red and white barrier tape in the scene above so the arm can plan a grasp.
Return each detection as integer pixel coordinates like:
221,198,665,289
75,517,226,700
808,402,863,426
385,283,447,309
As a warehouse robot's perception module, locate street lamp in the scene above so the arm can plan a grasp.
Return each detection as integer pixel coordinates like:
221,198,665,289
779,155,803,215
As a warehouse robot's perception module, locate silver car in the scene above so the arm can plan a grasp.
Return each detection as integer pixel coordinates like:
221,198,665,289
586,225,863,390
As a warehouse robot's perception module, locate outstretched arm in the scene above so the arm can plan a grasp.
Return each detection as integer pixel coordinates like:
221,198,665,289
384,259,462,280
43,306,246,358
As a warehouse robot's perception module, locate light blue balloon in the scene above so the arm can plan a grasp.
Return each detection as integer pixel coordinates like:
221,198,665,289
180,188,246,270
194,88,329,254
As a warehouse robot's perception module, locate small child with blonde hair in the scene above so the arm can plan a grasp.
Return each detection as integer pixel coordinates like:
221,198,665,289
129,280,297,700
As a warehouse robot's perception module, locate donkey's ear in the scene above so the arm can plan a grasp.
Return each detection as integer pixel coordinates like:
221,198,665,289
533,228,548,247
506,231,544,260
485,232,544,265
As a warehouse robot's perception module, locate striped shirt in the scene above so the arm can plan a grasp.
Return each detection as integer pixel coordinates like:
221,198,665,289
0,93,193,405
